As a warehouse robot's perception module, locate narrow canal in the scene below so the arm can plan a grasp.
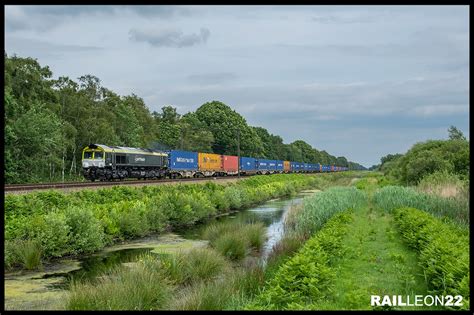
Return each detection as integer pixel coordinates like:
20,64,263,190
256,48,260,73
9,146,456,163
4,189,319,310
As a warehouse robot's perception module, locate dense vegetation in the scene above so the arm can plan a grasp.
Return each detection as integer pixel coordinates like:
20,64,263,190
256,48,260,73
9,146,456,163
4,54,364,183
242,172,469,310
393,207,469,310
4,174,319,270
5,171,470,310
247,210,355,310
374,127,469,185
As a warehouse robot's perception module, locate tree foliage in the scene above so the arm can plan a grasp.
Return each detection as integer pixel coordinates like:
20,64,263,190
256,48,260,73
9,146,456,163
380,127,469,185
4,54,362,183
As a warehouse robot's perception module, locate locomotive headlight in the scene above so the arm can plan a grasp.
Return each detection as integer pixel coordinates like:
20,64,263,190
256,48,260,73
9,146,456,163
83,161,89,168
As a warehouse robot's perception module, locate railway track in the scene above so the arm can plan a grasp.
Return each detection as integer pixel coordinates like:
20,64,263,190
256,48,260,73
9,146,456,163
4,176,243,193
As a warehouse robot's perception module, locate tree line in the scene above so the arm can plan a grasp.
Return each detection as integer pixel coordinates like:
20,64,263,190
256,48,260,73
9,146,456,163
373,126,469,185
4,53,365,183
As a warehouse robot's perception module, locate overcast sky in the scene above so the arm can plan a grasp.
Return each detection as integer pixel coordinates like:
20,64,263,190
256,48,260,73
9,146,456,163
5,5,469,167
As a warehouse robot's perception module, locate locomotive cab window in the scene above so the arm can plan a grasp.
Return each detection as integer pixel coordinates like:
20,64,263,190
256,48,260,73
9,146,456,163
84,151,93,159
94,152,103,159
115,155,126,164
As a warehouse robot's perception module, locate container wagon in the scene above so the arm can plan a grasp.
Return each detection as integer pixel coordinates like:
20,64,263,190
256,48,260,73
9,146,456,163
276,160,284,173
257,159,274,175
198,152,223,177
222,155,239,176
240,156,257,175
168,150,198,178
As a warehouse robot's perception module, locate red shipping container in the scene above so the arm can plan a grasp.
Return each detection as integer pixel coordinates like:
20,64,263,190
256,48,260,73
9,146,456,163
222,155,239,174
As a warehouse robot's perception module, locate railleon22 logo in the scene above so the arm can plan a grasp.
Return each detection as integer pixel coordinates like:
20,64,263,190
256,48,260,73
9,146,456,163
371,295,463,308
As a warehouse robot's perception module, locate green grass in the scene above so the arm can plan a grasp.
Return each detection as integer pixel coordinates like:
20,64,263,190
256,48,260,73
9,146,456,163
373,185,469,227
285,186,366,239
311,205,431,310
213,233,249,261
170,277,235,310
9,239,43,270
202,220,266,261
66,255,172,310
159,247,229,284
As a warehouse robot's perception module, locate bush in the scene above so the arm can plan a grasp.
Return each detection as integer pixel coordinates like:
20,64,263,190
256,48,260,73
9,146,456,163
383,139,469,185
5,173,318,268
144,196,169,233
113,201,150,238
393,207,469,310
64,206,105,254
26,211,71,257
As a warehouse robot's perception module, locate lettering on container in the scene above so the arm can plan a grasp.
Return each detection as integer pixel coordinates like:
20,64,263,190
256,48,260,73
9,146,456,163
135,157,146,162
177,157,195,163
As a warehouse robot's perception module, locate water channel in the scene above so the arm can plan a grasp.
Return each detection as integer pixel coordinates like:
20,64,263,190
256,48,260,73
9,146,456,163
4,189,320,310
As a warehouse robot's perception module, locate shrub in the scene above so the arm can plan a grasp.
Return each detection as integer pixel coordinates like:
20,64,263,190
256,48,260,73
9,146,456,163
64,206,105,254
393,207,469,310
113,201,150,238
26,211,70,257
224,187,243,209
4,240,17,270
144,196,169,233
6,173,320,268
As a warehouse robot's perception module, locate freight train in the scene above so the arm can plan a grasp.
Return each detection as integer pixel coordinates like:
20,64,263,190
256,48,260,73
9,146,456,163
82,144,348,181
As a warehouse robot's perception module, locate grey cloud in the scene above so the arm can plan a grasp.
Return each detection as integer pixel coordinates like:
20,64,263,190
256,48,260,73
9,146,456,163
5,36,102,60
187,72,237,85
22,5,189,18
129,28,210,48
312,15,374,24
5,5,190,32
148,73,468,121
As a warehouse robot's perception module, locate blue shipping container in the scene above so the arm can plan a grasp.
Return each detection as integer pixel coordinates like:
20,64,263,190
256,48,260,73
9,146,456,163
291,162,301,171
276,160,284,171
168,150,198,170
257,159,273,170
240,156,257,171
